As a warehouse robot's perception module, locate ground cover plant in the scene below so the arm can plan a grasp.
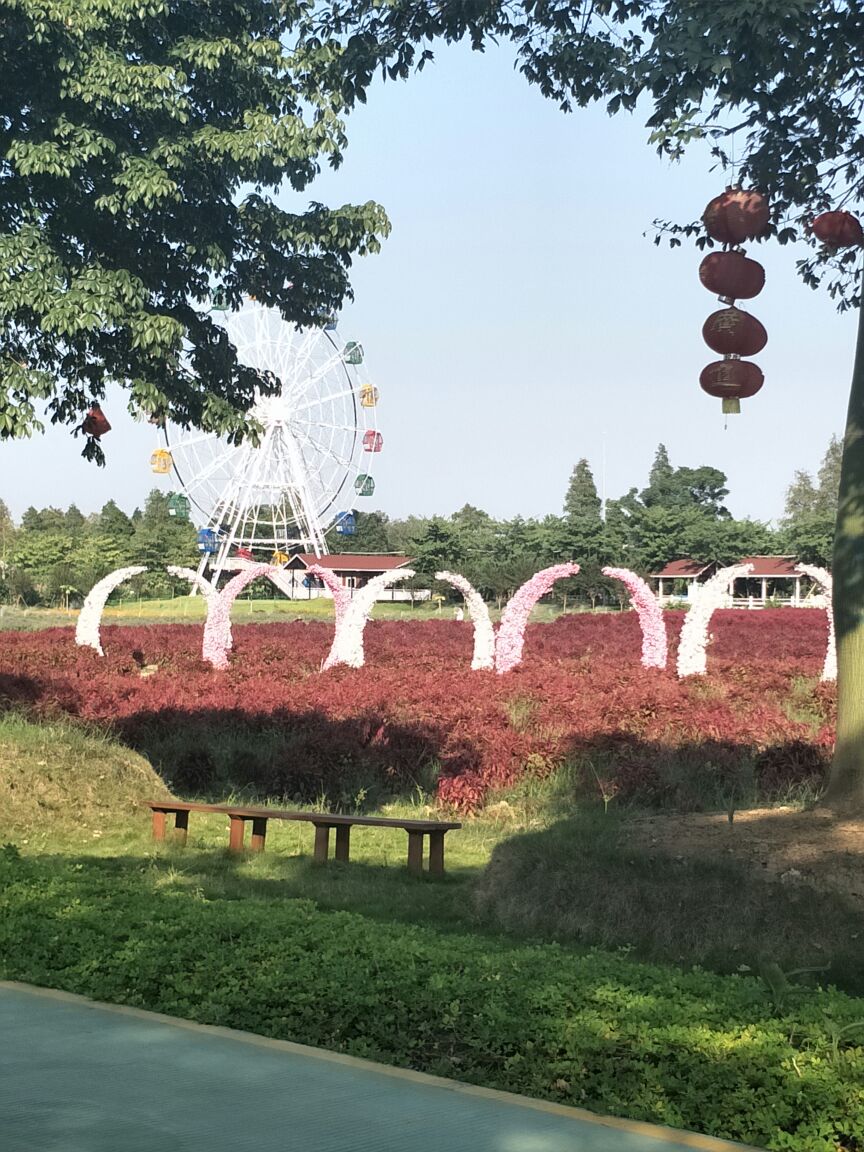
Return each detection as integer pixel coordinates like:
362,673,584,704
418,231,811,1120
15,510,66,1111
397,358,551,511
0,610,835,811
1,838,863,1152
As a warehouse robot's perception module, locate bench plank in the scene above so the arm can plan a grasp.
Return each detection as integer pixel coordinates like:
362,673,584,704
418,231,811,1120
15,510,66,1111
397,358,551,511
147,800,459,832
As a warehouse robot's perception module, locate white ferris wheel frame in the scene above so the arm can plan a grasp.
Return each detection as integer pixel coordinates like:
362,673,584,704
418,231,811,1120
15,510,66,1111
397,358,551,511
162,300,380,581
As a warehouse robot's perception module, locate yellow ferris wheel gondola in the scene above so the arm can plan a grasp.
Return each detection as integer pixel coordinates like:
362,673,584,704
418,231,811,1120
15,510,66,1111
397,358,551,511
150,448,172,474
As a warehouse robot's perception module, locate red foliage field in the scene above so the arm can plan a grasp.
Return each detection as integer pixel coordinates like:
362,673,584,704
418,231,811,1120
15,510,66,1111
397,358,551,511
0,610,836,810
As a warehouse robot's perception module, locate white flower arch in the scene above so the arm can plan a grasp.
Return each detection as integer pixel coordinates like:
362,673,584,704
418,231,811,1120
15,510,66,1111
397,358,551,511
322,568,415,669
676,564,753,678
75,566,148,655
435,571,496,670
796,564,836,682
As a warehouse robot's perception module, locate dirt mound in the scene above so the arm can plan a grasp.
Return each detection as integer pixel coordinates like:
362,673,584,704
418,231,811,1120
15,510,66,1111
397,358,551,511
626,806,864,905
0,713,171,843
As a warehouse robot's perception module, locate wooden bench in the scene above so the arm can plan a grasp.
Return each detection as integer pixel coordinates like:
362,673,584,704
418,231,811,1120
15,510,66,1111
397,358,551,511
146,801,461,876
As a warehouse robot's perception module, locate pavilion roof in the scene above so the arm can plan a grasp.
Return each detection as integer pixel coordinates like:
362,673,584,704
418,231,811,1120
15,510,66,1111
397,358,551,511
738,556,803,578
288,553,412,573
651,559,716,579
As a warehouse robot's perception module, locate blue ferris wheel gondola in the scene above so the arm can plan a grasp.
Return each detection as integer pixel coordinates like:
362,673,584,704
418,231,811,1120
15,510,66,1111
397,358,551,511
335,511,357,536
197,528,218,554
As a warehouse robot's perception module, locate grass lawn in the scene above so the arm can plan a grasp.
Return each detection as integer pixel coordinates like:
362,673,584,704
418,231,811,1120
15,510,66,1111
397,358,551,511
1,712,863,1151
0,596,601,630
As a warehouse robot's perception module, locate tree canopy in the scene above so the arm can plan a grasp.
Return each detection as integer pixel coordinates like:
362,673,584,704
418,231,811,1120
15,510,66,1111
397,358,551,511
1,0,389,459
563,459,602,522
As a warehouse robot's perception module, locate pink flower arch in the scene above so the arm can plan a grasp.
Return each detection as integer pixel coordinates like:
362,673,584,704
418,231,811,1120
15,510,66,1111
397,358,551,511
202,563,274,669
495,563,580,674
602,567,667,669
307,563,352,629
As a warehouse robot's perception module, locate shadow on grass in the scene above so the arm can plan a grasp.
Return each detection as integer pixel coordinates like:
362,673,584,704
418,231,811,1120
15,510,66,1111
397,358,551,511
474,810,864,995
543,733,830,815
115,707,450,811
21,843,496,949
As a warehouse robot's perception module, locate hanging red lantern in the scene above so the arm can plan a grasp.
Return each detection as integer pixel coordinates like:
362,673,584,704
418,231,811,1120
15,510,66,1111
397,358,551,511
700,359,764,414
698,251,765,300
703,189,770,245
81,404,111,439
702,307,767,356
811,210,864,248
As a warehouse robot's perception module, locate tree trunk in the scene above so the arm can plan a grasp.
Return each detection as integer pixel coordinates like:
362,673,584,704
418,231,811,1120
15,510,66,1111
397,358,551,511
824,284,864,813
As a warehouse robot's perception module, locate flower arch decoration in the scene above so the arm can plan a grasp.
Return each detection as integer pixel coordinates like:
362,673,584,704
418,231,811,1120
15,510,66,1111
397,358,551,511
676,563,753,678
75,566,148,655
435,570,496,670
202,563,274,669
495,563,580,674
796,564,836,682
307,564,353,630
322,568,415,670
602,567,668,669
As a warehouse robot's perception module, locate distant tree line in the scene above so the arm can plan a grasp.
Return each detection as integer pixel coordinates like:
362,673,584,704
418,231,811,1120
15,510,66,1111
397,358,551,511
0,441,840,608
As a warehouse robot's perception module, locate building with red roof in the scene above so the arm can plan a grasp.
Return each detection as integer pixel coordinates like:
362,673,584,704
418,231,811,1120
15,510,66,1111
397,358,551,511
652,556,820,606
282,552,419,600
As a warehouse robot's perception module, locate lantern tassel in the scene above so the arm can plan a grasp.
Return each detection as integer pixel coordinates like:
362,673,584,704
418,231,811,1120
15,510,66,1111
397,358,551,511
722,397,741,415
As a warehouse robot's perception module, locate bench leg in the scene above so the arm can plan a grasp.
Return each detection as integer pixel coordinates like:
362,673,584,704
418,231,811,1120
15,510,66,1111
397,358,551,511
335,824,351,863
173,809,189,847
428,830,445,876
407,831,424,876
313,824,331,863
151,810,167,841
228,816,246,853
250,817,268,853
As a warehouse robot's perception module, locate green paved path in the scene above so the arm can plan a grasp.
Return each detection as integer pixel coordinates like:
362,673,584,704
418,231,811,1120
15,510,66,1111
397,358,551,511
0,983,757,1152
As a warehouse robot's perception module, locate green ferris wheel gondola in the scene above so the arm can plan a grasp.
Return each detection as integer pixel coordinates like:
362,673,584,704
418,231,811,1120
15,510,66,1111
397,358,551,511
354,474,375,497
167,492,191,521
211,286,231,312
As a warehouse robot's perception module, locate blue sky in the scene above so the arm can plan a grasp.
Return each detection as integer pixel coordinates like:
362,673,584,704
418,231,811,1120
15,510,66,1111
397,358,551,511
1,41,853,524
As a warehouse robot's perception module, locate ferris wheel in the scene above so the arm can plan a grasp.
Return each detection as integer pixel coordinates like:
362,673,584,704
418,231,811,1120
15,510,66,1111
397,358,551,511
150,298,382,580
